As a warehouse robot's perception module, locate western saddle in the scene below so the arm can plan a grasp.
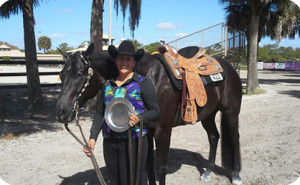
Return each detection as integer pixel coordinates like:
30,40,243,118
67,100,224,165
156,44,224,124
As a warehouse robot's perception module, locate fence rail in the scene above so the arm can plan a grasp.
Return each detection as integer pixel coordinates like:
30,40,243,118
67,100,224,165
0,60,64,89
0,60,65,65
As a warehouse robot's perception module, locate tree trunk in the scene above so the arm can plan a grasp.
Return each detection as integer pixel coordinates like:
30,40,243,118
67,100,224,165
23,0,43,109
246,1,261,94
86,0,104,111
90,0,104,51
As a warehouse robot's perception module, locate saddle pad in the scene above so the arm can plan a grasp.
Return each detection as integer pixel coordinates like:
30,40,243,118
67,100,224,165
154,53,183,90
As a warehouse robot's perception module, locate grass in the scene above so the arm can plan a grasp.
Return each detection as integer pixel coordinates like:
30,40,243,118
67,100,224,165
242,87,266,95
239,64,247,70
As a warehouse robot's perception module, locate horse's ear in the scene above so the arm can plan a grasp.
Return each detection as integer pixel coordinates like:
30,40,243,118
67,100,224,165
84,43,94,57
57,48,69,58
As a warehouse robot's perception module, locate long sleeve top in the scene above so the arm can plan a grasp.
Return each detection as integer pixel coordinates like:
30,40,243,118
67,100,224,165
90,72,160,141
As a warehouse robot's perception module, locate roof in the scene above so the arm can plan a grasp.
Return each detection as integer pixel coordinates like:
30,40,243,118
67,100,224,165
0,49,24,57
0,44,11,49
0,47,63,60
103,33,114,40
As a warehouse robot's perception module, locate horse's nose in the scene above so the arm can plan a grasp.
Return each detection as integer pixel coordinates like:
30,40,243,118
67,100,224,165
57,109,68,123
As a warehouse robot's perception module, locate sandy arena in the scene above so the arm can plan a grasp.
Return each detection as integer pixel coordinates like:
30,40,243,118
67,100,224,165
0,70,299,185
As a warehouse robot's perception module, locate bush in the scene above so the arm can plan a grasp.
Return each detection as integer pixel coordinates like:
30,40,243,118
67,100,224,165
1,56,10,61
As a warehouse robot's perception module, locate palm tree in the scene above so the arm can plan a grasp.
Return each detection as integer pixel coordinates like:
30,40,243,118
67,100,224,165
0,0,43,109
90,0,104,51
90,0,142,51
221,0,300,93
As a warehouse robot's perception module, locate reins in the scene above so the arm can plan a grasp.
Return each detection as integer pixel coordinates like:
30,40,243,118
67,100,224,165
64,52,107,185
128,115,143,185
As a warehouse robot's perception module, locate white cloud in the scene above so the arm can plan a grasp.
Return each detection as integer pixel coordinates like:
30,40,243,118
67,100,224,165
50,34,66,39
176,32,188,38
56,8,72,13
156,22,176,30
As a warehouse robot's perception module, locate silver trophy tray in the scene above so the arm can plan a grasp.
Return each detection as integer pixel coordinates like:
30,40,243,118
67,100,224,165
104,97,134,132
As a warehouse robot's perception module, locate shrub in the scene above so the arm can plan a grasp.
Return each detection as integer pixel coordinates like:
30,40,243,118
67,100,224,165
1,56,10,61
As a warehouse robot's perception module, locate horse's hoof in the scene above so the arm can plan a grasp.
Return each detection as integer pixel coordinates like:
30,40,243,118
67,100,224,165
232,176,242,185
201,171,211,182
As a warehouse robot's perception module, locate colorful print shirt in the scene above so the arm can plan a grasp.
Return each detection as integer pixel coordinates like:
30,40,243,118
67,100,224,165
90,73,160,140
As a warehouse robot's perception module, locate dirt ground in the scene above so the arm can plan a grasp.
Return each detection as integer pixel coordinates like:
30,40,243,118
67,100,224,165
0,70,299,185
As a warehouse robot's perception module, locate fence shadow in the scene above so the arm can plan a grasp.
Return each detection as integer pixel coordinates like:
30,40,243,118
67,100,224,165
0,87,94,138
278,90,300,99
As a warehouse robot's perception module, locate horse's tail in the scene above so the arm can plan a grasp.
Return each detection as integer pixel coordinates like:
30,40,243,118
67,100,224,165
220,114,239,171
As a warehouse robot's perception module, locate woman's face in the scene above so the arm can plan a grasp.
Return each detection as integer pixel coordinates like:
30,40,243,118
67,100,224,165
115,54,136,75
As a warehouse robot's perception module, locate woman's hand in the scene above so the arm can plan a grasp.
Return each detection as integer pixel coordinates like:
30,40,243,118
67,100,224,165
129,112,140,127
83,139,96,157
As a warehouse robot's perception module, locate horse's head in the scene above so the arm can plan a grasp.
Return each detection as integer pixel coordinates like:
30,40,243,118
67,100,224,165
55,43,105,123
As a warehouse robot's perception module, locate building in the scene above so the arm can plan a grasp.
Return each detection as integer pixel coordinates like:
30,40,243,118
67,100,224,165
0,44,63,61
0,44,25,59
67,33,117,53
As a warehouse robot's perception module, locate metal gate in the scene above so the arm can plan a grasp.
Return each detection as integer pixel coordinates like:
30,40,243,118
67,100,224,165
166,22,246,71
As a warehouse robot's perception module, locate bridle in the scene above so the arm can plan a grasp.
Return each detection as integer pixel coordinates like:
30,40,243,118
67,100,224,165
64,52,107,185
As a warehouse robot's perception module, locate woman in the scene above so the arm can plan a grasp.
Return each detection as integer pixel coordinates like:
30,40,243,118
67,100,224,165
83,40,160,185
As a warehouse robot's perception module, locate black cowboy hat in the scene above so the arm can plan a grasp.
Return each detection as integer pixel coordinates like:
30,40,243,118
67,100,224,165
108,40,145,61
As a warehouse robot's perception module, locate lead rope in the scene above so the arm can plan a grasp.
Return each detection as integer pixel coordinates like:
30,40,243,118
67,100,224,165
128,116,143,185
135,116,143,185
65,102,106,185
64,53,107,185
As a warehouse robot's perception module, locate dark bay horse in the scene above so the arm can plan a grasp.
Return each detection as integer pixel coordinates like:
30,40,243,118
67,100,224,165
55,43,242,185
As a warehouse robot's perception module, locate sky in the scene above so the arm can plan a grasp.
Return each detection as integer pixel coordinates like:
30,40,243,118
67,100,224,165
0,0,299,52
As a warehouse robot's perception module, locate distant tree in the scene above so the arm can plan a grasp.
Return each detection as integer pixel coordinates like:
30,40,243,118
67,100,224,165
38,36,51,53
0,0,43,109
46,49,60,54
144,42,161,53
78,41,91,48
257,46,270,61
58,43,73,52
258,45,300,62
128,39,143,49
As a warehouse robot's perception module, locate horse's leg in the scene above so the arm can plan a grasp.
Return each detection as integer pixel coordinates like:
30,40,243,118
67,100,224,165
221,113,242,185
200,111,220,182
154,126,172,185
146,133,156,185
